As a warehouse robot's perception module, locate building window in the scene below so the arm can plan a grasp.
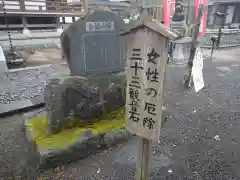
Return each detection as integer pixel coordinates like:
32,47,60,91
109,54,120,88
214,5,227,26
207,4,229,29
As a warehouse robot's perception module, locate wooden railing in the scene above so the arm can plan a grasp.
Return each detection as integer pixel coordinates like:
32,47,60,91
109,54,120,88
0,0,86,16
0,0,130,15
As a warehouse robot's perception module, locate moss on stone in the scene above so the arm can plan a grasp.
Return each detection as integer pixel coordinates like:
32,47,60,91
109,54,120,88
26,107,125,150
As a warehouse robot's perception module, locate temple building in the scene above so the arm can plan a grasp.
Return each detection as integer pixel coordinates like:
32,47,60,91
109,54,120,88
207,0,240,29
0,0,130,32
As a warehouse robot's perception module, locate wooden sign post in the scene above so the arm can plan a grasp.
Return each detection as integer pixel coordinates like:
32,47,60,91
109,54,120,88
120,20,178,180
186,5,203,88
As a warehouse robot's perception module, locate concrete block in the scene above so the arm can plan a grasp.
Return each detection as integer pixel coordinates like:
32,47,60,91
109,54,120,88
0,46,8,74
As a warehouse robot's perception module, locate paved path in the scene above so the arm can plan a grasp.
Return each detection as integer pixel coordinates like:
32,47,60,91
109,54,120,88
13,48,63,69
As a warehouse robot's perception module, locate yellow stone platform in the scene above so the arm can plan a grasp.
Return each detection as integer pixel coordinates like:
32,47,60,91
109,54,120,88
25,107,125,150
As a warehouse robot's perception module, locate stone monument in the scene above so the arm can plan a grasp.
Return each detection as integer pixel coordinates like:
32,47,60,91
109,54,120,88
45,10,127,134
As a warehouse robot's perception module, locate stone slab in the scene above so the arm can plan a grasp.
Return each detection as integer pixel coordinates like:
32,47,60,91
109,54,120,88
0,31,61,41
0,98,35,116
0,63,69,116
23,110,132,169
0,31,61,52
1,38,60,52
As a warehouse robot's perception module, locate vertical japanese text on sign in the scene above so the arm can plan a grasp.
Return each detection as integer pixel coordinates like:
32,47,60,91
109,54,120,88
128,48,143,123
142,48,160,130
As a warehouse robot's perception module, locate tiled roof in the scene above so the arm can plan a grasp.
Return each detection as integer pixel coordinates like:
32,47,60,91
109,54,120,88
208,0,240,5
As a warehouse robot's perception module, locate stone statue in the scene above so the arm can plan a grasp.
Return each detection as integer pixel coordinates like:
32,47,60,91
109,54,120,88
172,0,185,22
171,0,187,36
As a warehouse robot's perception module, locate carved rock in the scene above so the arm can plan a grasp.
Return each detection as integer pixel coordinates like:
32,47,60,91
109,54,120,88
44,73,126,135
44,77,66,134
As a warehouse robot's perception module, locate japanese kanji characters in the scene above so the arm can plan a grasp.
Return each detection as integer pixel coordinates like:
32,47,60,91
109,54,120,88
142,48,160,129
127,47,161,131
128,48,143,123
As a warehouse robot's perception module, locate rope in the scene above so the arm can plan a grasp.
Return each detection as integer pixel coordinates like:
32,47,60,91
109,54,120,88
1,0,15,61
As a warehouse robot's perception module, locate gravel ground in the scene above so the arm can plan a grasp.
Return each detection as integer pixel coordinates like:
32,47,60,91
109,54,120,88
1,48,240,179
0,63,69,105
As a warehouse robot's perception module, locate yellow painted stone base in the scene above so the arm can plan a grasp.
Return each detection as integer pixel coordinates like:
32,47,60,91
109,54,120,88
25,107,126,150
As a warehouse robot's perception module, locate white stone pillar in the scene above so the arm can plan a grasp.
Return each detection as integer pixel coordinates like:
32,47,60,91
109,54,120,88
0,46,8,74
